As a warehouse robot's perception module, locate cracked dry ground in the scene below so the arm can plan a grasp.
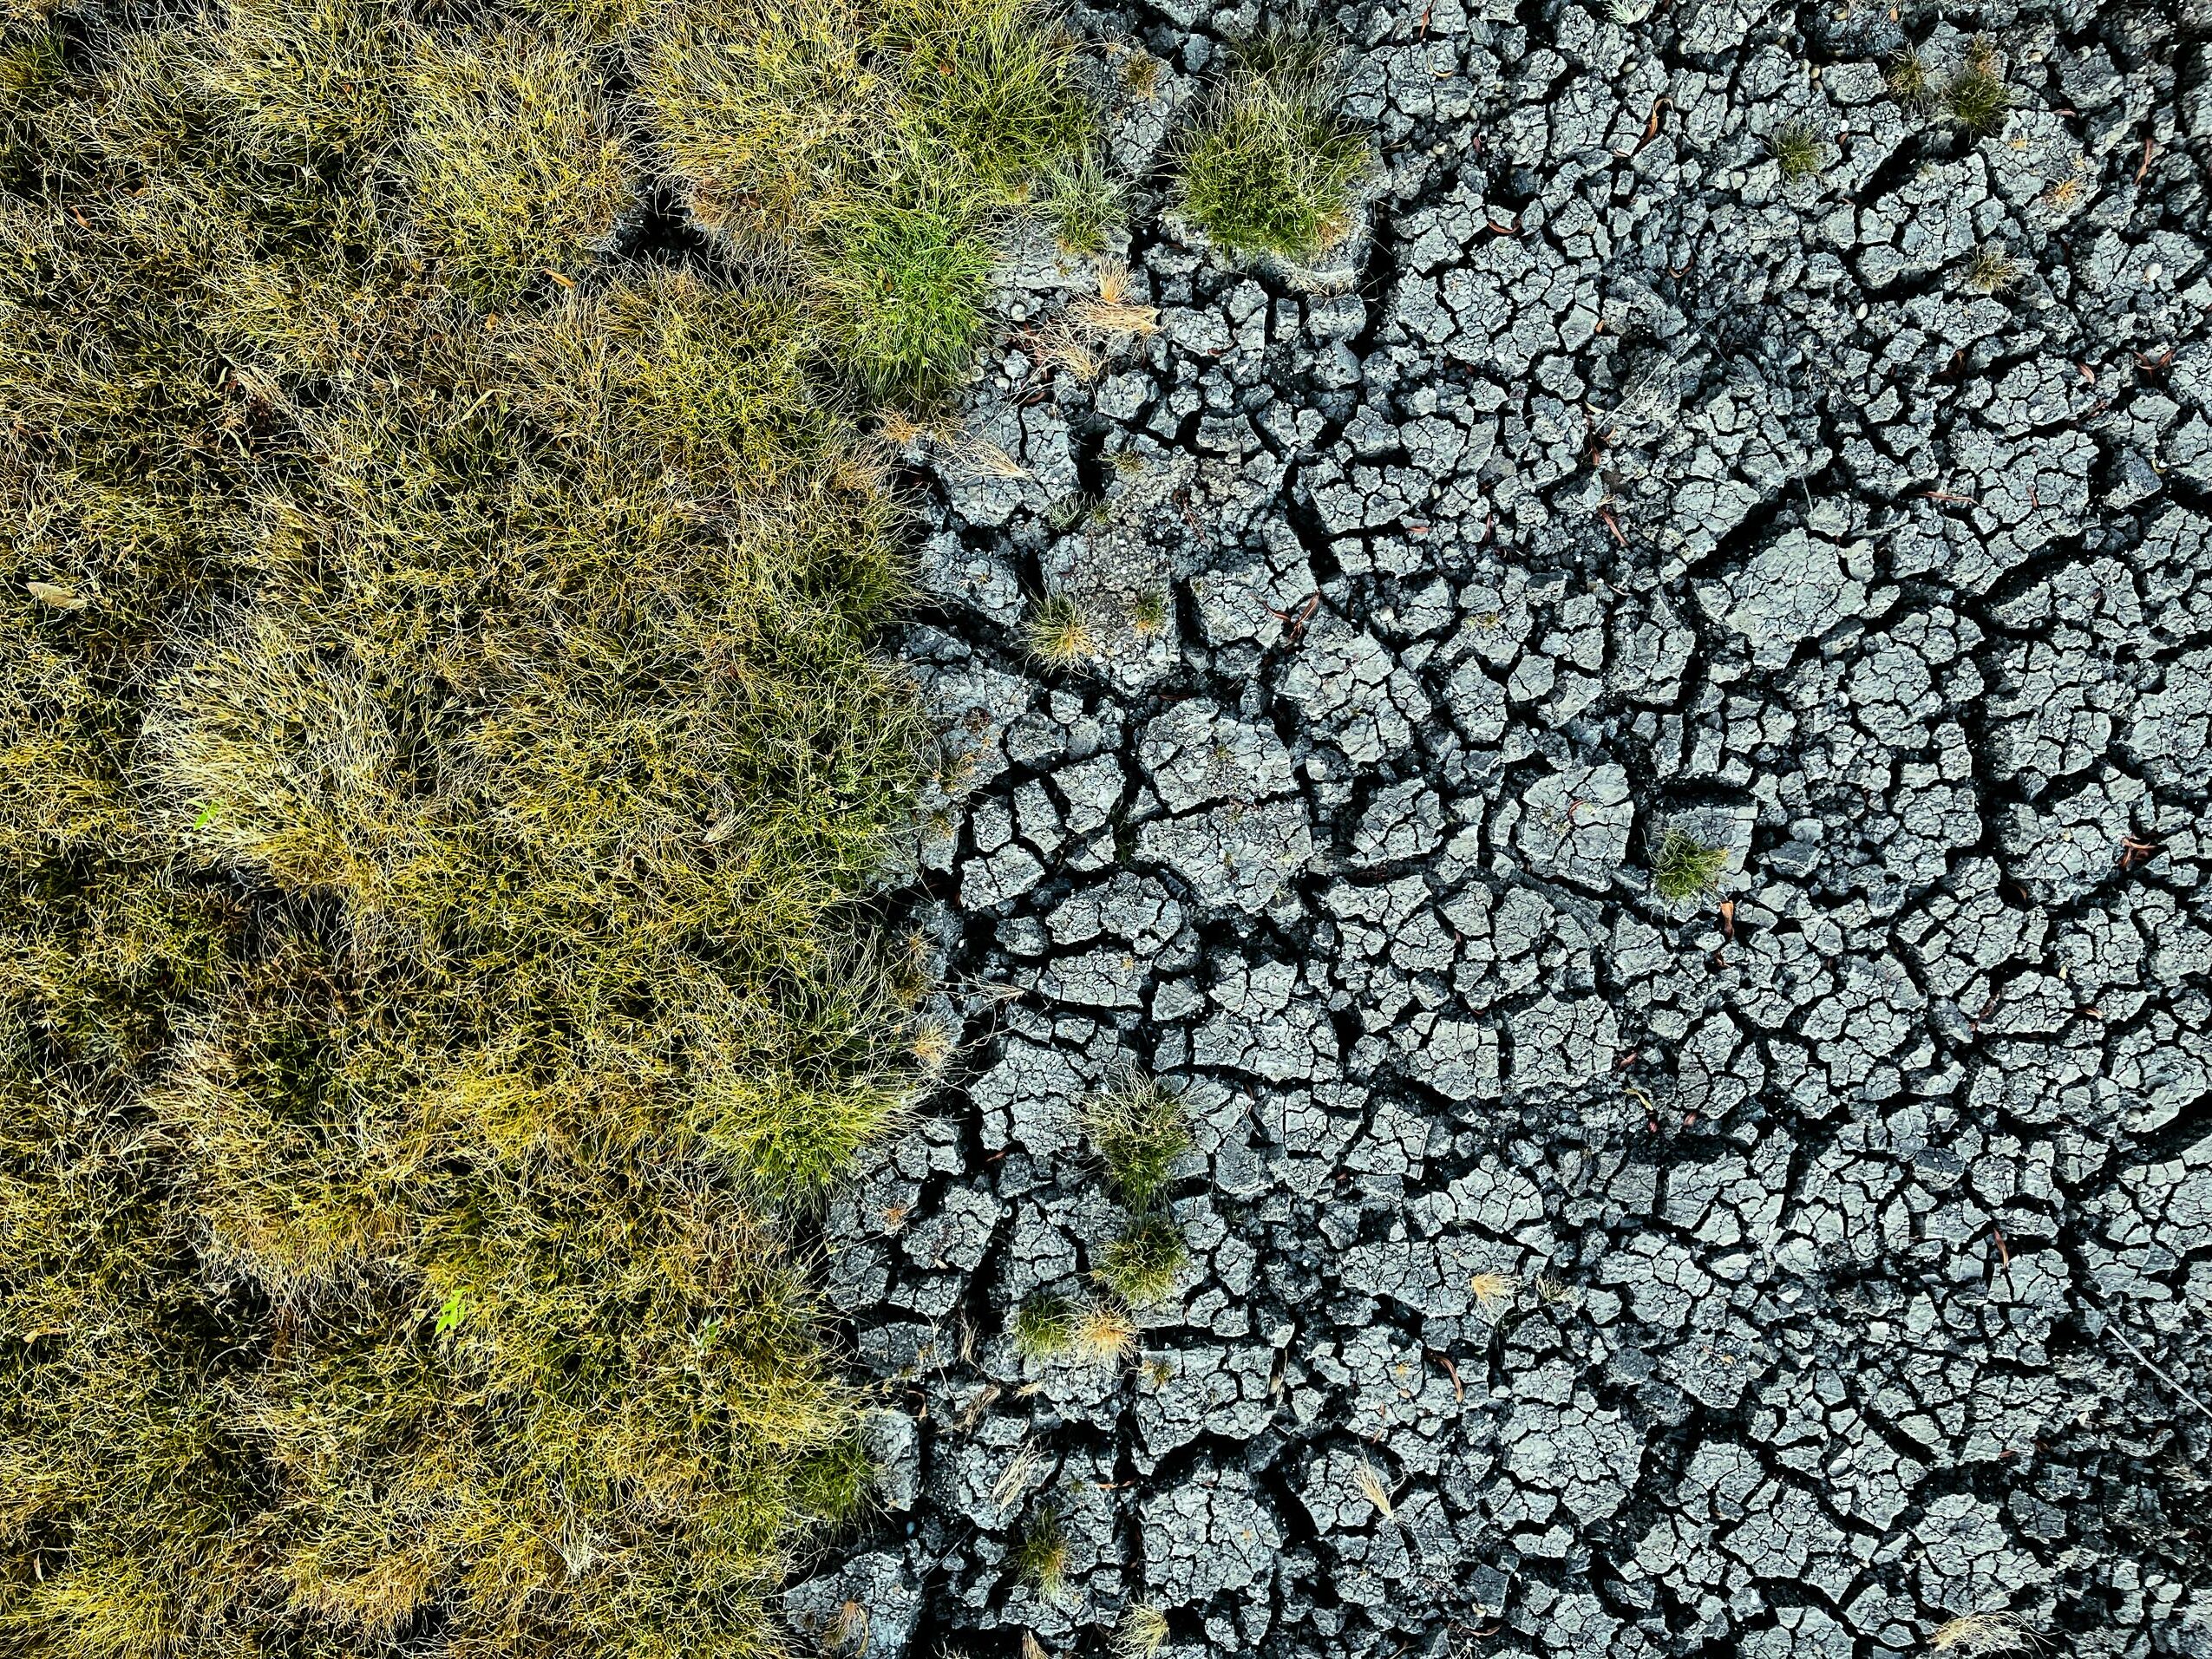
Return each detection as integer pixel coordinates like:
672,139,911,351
791,3,2212,1657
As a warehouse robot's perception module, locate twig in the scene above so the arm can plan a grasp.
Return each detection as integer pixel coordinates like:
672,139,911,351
2095,1299,2212,1424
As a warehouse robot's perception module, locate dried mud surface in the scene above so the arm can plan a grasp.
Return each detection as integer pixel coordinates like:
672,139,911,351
793,3,2212,1655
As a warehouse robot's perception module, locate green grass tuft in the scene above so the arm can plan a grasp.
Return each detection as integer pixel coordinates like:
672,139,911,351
1082,1070,1191,1211
1042,149,1125,256
1096,1213,1188,1306
1012,1503,1071,1601
1652,828,1730,901
876,0,1093,196
1770,121,1823,182
1944,40,2011,136
820,186,998,401
1884,46,1934,111
1024,591,1097,667
1174,24,1366,261
1014,1294,1077,1356
638,0,1094,399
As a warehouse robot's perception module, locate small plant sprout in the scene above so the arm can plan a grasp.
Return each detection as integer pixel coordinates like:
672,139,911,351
1012,1505,1070,1602
1652,828,1729,901
1175,23,1367,260
1964,244,2023,295
1097,1214,1187,1306
1944,38,2012,136
1885,46,1935,110
1013,1295,1077,1358
1115,1604,1171,1659
1931,1613,2039,1656
1024,593,1097,668
1082,1070,1191,1210
1070,1298,1137,1365
1129,587,1170,637
1770,121,1824,182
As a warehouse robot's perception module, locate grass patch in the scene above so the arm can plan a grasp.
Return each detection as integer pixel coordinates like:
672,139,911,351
1070,1297,1136,1364
1770,121,1823,182
820,185,999,400
1944,38,2011,136
1042,149,1126,256
1014,1293,1077,1356
1652,828,1729,901
1116,1604,1172,1659
641,0,1094,399
1024,591,1098,668
1096,1213,1188,1306
1173,23,1367,261
0,0,1086,1647
1082,1070,1191,1210
1012,1503,1070,1601
1884,46,1934,111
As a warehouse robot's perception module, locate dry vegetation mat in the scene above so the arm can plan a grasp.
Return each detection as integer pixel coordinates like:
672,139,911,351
0,0,1092,1649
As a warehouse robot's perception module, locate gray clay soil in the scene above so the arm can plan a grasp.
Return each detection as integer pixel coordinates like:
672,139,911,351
787,3,2212,1656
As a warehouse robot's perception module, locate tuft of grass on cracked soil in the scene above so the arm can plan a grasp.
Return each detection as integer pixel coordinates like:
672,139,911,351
1083,1069,1192,1210
0,0,1096,1649
1014,1293,1077,1357
1070,1297,1138,1364
1116,1604,1172,1658
1944,38,2012,135
1652,828,1730,901
1770,121,1823,181
1024,591,1098,667
1964,244,2023,294
1930,1613,2039,1656
1173,23,1367,261
1097,1213,1188,1306
1885,46,1935,110
1012,1505,1070,1601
